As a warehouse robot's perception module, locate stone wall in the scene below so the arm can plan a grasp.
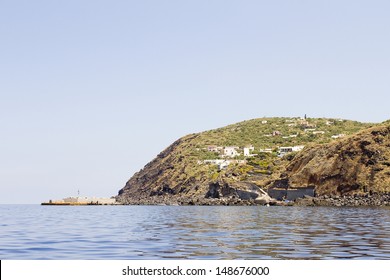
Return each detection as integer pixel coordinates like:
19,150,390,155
268,187,315,201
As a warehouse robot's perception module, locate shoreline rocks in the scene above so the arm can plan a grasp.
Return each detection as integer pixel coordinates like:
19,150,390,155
294,193,390,207
117,192,390,207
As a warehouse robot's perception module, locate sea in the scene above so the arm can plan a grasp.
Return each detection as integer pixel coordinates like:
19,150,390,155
0,205,389,259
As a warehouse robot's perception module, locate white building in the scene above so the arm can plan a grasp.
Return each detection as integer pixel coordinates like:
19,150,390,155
218,161,230,170
279,145,305,155
259,148,273,153
292,145,305,152
279,147,294,154
201,159,246,170
243,145,255,156
202,159,225,165
223,146,240,157
331,134,346,139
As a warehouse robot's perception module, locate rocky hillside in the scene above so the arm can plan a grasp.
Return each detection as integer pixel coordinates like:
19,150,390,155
278,123,390,196
116,117,374,205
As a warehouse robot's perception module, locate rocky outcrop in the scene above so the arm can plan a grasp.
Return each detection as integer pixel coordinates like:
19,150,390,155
116,134,273,205
205,181,274,205
117,134,205,203
280,124,390,196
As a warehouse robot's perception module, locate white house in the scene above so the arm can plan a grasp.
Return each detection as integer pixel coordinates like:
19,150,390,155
201,159,246,170
279,145,305,155
202,159,225,165
223,146,240,157
243,145,255,156
259,148,273,153
218,161,230,170
331,134,346,139
279,147,294,154
292,145,305,152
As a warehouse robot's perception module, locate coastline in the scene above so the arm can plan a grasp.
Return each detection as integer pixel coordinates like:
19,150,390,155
294,193,390,207
117,192,390,207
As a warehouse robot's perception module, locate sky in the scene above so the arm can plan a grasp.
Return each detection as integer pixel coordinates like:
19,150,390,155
1,0,389,204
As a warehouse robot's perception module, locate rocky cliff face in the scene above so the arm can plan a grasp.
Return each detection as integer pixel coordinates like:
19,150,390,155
117,134,208,204
279,124,390,195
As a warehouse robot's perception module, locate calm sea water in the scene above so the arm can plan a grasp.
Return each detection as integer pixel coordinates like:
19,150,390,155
0,205,389,259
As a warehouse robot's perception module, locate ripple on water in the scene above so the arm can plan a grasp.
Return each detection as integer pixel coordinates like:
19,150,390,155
0,205,389,259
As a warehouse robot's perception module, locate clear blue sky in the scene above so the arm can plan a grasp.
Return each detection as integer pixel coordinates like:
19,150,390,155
1,0,389,204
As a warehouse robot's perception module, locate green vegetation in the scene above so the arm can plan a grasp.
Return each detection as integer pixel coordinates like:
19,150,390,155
167,117,372,189
191,117,372,155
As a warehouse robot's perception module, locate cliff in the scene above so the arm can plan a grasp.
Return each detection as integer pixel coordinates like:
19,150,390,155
278,123,390,196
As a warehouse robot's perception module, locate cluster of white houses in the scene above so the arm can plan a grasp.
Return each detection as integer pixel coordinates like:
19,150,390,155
200,144,305,170
260,118,347,140
207,145,256,158
199,118,349,170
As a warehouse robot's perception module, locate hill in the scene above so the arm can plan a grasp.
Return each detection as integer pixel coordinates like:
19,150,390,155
116,117,374,205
